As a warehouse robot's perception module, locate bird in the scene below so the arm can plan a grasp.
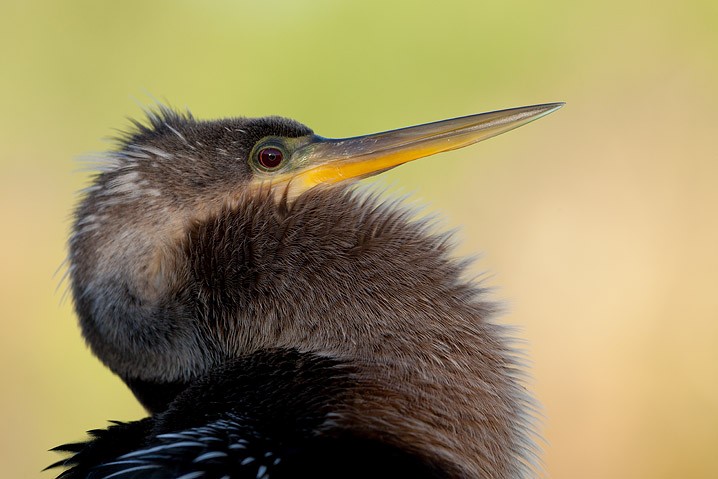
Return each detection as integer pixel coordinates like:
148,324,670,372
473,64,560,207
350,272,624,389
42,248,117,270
49,102,562,478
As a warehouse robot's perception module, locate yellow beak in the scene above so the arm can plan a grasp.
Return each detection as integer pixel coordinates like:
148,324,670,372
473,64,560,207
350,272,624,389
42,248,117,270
267,102,563,196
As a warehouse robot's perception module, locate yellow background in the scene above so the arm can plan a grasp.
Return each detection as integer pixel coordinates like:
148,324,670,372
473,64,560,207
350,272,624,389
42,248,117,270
2,1,717,477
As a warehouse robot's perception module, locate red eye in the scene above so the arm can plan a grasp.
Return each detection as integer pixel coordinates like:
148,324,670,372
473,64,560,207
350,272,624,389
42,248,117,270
257,147,284,169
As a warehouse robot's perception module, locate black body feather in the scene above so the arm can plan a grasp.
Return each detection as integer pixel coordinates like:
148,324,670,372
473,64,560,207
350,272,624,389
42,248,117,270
49,350,447,478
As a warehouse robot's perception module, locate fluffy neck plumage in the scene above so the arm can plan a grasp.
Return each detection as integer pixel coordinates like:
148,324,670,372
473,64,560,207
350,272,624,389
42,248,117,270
70,185,536,477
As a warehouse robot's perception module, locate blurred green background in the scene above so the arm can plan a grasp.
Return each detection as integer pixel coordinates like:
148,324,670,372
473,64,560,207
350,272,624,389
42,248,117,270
2,0,717,477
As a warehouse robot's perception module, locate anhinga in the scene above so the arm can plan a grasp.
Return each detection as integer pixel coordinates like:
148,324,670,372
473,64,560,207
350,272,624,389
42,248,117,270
50,102,562,478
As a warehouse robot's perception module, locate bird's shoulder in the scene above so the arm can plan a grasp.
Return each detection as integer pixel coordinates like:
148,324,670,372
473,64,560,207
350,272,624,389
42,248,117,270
48,350,448,479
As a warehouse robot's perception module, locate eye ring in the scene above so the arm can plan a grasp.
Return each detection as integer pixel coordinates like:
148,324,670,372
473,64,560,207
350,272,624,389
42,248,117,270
257,146,284,170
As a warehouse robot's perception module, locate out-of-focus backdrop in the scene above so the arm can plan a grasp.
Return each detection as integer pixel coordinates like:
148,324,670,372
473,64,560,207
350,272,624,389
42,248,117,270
2,1,716,477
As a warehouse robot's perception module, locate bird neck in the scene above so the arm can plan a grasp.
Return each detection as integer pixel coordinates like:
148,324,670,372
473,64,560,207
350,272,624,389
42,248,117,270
69,185,535,478
177,186,535,477
185,186,475,360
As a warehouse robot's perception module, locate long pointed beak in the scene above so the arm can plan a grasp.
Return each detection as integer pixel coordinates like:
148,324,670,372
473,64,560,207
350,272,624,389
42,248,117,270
276,102,563,195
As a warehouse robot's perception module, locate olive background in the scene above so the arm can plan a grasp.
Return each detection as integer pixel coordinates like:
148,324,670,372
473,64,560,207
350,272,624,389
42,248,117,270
2,1,717,477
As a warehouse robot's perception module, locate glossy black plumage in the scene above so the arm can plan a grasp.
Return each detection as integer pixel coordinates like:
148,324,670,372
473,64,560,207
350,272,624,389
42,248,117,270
50,350,447,478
